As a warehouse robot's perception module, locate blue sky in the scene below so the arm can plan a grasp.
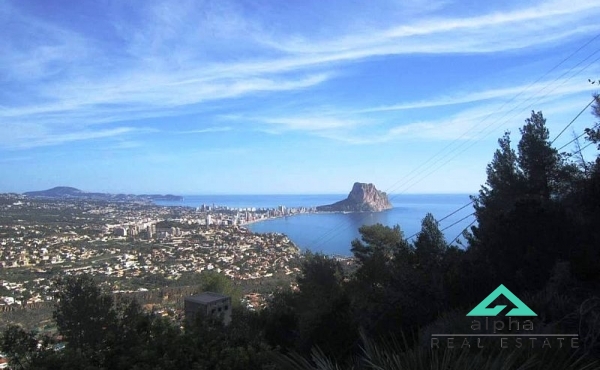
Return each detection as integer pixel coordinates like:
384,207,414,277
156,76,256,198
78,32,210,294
1,0,599,195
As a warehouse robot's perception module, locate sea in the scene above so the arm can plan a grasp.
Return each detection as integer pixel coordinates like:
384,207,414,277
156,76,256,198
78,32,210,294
153,194,476,256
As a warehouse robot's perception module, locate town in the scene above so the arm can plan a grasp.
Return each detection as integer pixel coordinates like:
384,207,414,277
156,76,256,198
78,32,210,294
0,193,330,330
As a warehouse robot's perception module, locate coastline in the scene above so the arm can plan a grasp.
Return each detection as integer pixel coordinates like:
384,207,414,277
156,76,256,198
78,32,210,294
239,209,395,227
240,212,304,227
149,194,476,257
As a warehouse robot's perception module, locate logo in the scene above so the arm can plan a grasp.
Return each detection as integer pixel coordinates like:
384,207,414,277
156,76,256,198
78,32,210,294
466,284,537,317
430,283,578,349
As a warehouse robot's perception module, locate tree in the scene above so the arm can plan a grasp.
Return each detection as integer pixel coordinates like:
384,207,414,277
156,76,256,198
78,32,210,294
196,270,242,308
518,111,560,200
584,93,600,150
262,289,299,351
469,131,524,289
468,111,584,293
0,326,38,370
475,131,522,206
53,275,117,356
471,131,523,245
294,252,355,359
351,223,410,263
414,213,446,266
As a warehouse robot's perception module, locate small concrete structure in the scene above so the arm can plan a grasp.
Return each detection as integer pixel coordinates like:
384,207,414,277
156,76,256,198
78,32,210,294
184,292,232,326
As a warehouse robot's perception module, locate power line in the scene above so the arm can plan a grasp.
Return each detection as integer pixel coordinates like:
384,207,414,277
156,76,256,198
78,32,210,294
315,32,600,361
550,98,596,144
308,37,600,252
558,130,588,151
441,212,476,232
390,52,600,197
314,84,599,251
382,31,600,199
307,40,600,251
438,200,474,223
404,205,475,241
449,219,477,246
316,85,598,251
384,45,600,199
574,140,596,154
406,96,598,243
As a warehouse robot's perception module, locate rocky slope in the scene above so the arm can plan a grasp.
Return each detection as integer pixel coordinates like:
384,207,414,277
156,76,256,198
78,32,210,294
316,182,393,212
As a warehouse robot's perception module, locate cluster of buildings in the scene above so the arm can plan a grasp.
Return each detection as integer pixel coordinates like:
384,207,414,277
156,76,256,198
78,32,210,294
0,194,302,308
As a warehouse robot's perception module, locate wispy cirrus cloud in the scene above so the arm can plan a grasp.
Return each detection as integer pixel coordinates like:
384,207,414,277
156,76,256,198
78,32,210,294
0,126,152,150
178,127,232,134
260,0,599,55
1,0,599,151
356,75,600,113
260,117,360,132
254,76,598,145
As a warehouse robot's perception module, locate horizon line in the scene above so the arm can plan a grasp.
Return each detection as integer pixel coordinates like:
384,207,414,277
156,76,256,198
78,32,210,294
6,190,477,196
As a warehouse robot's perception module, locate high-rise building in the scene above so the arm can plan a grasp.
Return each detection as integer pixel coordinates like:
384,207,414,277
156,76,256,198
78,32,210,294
127,226,138,237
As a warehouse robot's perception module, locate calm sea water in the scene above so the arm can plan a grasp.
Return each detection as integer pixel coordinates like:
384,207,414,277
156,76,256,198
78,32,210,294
154,194,475,256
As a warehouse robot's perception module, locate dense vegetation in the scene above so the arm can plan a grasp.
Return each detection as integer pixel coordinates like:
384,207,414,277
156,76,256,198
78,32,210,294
3,95,600,369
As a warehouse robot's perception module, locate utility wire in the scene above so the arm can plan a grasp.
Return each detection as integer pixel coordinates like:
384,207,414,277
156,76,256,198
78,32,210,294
404,207,475,241
306,39,600,250
384,45,600,199
404,95,598,243
383,31,600,199
344,95,600,355
550,98,596,144
314,86,599,251
576,141,596,153
406,211,476,242
449,219,478,246
333,33,600,361
309,38,600,252
389,52,600,198
558,130,588,151
438,200,474,223
441,212,476,232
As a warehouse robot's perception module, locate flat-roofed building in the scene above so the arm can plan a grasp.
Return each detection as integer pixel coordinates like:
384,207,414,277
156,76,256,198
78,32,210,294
184,292,232,326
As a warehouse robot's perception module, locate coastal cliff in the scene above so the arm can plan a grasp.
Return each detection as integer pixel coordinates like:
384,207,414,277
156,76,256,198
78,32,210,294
316,182,393,212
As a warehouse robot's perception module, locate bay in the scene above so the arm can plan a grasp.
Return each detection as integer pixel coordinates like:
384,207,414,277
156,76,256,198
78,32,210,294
154,194,475,256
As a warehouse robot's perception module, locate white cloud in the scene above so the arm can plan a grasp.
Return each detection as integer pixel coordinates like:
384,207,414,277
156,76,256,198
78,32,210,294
260,0,599,56
276,87,597,145
356,76,600,113
0,126,147,150
260,117,360,132
1,0,599,150
179,127,232,134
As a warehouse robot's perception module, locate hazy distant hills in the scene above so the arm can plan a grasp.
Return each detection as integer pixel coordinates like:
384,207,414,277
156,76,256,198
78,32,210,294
316,182,393,212
23,186,183,202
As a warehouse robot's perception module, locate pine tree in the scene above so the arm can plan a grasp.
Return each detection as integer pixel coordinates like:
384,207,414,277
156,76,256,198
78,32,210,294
518,111,559,200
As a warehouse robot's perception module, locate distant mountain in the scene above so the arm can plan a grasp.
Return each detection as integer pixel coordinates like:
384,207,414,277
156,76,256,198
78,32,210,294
23,187,183,202
24,186,84,197
316,182,393,212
